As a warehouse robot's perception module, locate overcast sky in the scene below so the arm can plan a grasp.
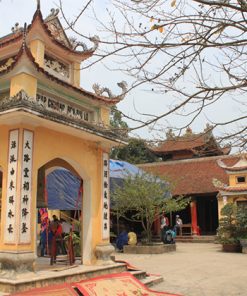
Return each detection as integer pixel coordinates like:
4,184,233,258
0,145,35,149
0,0,243,148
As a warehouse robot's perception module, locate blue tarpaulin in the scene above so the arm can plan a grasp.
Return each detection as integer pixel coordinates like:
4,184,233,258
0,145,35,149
47,168,82,210
46,160,163,210
109,159,144,179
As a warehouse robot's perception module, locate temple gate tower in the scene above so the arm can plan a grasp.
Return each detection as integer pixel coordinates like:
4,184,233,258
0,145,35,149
0,3,126,274
215,155,247,216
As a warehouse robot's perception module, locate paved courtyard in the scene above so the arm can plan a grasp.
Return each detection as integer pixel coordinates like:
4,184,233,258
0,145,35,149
115,243,247,296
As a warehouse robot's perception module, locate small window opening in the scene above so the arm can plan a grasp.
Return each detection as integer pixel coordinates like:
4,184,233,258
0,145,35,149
237,176,246,183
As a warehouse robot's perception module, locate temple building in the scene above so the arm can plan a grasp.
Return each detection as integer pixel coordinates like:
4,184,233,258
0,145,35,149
139,127,238,236
0,2,127,275
215,155,247,214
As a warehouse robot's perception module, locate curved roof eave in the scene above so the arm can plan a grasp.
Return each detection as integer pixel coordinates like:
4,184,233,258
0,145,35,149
0,43,121,106
0,32,23,49
29,8,95,60
0,7,95,61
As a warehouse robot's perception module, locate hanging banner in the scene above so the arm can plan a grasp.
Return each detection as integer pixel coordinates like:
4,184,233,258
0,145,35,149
4,130,19,243
19,130,33,243
102,153,110,239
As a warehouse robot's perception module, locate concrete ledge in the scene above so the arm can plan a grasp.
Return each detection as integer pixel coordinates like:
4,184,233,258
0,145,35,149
123,243,176,254
0,263,127,294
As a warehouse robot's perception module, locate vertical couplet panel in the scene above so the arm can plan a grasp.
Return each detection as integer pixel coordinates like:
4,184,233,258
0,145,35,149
102,153,110,240
4,130,19,244
19,130,34,244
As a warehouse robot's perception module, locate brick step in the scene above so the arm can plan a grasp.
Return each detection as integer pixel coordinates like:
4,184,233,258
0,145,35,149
130,270,147,280
176,235,216,243
140,274,164,287
115,260,164,288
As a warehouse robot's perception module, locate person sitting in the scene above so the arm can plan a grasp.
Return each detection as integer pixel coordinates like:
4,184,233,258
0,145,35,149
128,228,137,246
174,215,183,235
162,229,176,244
116,228,128,251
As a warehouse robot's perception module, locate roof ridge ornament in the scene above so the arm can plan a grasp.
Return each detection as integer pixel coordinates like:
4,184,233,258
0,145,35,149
45,8,60,21
0,90,34,108
11,23,23,34
37,0,41,10
37,0,40,10
71,35,100,53
92,81,128,100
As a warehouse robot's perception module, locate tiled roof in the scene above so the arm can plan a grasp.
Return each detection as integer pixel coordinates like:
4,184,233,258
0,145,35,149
0,32,23,48
150,133,230,156
139,155,239,196
151,134,207,153
219,156,247,172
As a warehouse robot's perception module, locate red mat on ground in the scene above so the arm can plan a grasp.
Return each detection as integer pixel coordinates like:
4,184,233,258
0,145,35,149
115,259,142,271
11,283,77,296
75,272,182,296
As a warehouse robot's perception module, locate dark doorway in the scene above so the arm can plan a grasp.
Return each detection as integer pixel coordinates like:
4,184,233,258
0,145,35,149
197,195,218,235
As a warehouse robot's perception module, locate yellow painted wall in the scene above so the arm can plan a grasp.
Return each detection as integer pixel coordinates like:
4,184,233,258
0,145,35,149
100,107,110,126
73,62,81,87
0,124,107,262
218,196,236,220
229,173,247,187
33,127,106,263
10,73,37,98
30,40,45,67
0,127,9,248
218,194,247,219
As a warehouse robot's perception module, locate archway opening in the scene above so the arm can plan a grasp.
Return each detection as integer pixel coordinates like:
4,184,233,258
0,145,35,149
36,158,84,267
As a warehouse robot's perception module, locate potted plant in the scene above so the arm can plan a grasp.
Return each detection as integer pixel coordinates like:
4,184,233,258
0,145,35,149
217,203,241,252
236,206,247,254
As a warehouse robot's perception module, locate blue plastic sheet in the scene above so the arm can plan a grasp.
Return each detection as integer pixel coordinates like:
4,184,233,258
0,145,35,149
46,160,169,210
47,168,82,210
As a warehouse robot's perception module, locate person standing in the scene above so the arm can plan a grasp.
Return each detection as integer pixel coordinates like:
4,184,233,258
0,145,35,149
160,212,169,241
174,215,183,235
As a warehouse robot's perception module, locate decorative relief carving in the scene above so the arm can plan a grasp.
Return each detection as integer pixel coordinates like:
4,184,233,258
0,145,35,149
0,90,33,106
45,8,71,48
44,54,70,80
212,178,226,188
92,81,127,100
0,57,15,73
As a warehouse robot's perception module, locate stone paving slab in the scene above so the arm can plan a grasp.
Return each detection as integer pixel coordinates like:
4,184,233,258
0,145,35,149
115,242,247,296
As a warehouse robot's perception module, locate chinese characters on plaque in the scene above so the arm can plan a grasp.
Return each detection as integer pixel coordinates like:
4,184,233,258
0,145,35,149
102,153,110,239
5,130,19,243
19,130,33,243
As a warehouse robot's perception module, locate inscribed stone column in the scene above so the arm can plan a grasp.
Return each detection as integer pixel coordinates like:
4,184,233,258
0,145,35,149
95,152,114,264
0,129,35,275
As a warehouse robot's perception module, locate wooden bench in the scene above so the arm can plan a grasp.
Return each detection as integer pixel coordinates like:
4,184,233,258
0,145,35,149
179,224,192,236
